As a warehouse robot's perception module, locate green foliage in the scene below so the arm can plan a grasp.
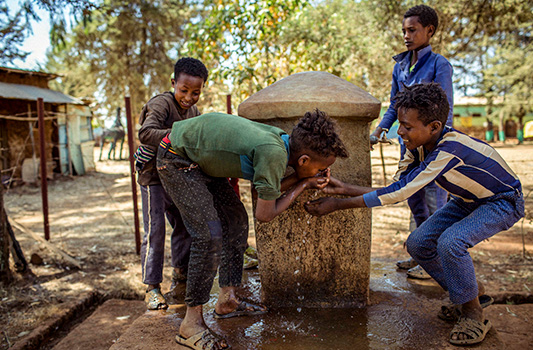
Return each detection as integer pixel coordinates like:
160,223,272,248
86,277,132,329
183,0,308,111
48,0,195,122
15,0,531,124
0,0,37,64
483,2,533,120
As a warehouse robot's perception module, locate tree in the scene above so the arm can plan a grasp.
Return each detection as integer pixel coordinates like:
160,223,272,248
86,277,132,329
183,0,308,111
48,0,196,122
483,2,533,122
0,0,95,66
0,184,12,284
0,0,36,64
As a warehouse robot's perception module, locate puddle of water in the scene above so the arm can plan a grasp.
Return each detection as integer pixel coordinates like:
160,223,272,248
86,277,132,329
167,262,448,350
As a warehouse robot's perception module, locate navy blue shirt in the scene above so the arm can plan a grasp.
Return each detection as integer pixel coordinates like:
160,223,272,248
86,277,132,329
379,45,454,130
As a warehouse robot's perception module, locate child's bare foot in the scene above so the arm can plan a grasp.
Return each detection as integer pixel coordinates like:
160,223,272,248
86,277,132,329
477,280,486,297
214,286,267,318
178,305,230,349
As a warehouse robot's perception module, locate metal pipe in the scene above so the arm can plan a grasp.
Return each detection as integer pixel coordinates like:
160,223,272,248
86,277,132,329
37,98,50,241
124,97,141,254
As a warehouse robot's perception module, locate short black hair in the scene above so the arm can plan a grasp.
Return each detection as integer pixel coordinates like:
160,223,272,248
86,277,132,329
394,83,449,126
290,109,348,159
174,57,208,83
404,5,438,34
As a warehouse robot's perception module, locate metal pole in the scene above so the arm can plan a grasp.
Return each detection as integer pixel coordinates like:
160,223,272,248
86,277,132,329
379,142,387,186
124,97,141,254
37,98,50,241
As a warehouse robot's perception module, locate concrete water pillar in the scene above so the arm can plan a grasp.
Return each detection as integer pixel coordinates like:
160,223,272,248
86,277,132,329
238,71,381,307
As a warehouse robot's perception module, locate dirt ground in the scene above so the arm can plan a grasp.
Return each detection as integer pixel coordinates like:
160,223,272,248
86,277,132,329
1,141,532,349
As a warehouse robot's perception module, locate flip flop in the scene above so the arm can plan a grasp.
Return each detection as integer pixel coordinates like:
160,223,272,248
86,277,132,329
449,316,492,345
396,258,418,270
438,294,494,322
406,265,432,279
176,329,231,350
214,300,268,319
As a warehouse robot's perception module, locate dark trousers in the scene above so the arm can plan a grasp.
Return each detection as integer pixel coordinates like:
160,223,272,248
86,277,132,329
140,184,191,285
157,146,248,307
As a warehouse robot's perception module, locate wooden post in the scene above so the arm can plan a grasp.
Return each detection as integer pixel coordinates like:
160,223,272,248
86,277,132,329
0,182,12,283
37,98,50,241
226,94,232,114
125,97,141,254
28,104,38,182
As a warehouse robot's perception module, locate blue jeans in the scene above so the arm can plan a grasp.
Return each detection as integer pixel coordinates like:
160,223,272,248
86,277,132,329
408,183,448,229
406,190,524,304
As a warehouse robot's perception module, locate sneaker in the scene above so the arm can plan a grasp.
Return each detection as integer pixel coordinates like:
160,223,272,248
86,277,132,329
145,288,168,310
406,265,432,280
243,254,259,270
396,257,418,270
245,246,258,259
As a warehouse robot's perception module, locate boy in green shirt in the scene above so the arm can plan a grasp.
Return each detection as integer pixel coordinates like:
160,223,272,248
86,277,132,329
157,109,348,349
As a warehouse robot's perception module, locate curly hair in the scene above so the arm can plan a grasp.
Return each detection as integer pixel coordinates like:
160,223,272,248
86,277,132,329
290,109,348,159
394,83,449,126
404,5,438,34
174,57,209,83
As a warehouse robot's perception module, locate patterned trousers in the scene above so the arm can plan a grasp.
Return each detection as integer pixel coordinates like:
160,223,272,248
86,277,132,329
406,190,524,304
157,144,248,307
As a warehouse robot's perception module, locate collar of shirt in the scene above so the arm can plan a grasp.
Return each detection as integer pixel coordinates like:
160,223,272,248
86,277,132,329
281,134,290,161
393,45,433,71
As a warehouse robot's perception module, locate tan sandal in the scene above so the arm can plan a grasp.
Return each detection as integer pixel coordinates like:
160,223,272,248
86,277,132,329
450,316,492,345
176,329,231,349
406,265,432,279
396,258,418,270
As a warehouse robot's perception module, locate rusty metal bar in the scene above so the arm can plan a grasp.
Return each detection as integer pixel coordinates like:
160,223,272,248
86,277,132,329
37,98,50,241
226,94,232,114
124,97,141,254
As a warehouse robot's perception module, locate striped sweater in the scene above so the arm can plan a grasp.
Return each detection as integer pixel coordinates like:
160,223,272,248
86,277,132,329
363,127,522,208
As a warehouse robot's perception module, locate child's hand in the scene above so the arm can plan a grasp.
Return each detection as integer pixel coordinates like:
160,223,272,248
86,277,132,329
321,176,344,195
305,175,330,190
304,197,338,216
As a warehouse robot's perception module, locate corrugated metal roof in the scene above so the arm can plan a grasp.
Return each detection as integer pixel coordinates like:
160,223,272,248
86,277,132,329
0,81,83,104
0,66,59,80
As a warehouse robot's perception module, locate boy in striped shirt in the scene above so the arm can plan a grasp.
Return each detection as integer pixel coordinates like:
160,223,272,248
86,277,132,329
305,83,524,346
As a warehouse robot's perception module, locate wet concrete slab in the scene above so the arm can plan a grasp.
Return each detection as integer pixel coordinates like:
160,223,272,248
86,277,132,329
108,259,515,349
52,299,145,350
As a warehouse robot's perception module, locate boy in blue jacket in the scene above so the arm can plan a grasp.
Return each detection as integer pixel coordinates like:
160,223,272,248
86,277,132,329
371,4,454,278
306,83,524,346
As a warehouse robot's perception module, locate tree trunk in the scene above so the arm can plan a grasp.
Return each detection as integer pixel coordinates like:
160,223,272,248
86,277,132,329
0,184,12,284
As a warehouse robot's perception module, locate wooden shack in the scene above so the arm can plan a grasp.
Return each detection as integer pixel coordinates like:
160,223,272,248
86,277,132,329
0,67,94,185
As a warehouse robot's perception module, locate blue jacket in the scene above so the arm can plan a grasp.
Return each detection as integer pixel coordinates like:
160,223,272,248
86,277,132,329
379,45,454,130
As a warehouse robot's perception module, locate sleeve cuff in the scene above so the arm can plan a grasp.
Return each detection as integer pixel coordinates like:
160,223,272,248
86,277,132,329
363,191,381,208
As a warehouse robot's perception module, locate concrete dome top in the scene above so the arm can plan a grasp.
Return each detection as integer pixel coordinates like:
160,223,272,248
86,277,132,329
238,71,381,120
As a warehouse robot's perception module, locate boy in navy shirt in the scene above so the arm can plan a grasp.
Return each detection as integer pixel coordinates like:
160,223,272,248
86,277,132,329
371,4,454,279
306,83,524,346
